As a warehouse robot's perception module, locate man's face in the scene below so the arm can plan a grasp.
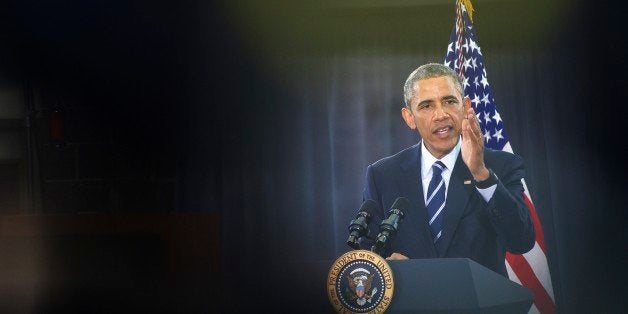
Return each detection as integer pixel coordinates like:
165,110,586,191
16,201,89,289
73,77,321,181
401,76,468,159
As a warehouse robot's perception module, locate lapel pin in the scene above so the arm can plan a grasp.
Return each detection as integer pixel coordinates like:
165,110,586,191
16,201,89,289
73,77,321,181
464,180,472,185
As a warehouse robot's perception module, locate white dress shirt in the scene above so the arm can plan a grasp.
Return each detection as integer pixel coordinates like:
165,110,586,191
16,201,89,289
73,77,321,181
421,137,496,203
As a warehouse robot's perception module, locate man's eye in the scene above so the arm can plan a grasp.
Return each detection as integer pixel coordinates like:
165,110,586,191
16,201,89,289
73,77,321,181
418,103,430,110
445,99,457,105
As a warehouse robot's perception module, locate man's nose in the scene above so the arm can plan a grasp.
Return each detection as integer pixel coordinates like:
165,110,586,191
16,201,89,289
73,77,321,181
433,104,448,120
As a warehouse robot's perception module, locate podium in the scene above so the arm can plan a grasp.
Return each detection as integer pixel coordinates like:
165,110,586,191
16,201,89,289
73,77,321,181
386,258,533,313
272,258,533,314
272,257,533,313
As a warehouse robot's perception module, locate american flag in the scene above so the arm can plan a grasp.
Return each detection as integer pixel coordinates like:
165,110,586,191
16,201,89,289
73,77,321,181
443,1,556,313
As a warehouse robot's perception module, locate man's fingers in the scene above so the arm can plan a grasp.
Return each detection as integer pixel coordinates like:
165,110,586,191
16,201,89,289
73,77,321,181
463,111,475,136
461,119,474,141
471,119,482,141
386,252,409,260
467,108,482,141
461,117,469,132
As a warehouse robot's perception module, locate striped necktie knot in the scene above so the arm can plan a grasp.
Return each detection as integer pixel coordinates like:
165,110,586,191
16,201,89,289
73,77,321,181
432,161,445,176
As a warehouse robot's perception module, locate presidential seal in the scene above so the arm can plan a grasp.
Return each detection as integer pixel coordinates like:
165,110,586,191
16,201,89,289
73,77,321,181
327,250,394,313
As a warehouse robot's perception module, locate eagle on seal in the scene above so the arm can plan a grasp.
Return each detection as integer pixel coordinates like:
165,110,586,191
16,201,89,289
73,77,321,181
346,271,375,302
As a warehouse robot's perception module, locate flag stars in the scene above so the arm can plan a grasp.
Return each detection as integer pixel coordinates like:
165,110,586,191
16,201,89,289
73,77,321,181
493,111,502,125
483,129,491,143
480,75,490,88
484,111,492,124
471,93,481,106
469,38,479,53
463,58,472,71
462,77,470,90
481,93,490,105
442,8,518,156
493,128,504,142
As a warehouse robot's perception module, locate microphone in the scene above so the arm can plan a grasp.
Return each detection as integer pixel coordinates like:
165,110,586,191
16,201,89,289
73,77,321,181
371,197,410,257
346,200,379,249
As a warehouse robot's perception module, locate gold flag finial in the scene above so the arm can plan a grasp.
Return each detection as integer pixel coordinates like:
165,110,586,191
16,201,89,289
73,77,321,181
459,0,475,23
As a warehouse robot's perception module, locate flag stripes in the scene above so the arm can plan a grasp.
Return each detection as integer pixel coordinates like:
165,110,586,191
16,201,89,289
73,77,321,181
506,252,556,313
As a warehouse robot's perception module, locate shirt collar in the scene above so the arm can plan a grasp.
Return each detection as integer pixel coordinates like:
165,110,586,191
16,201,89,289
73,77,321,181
421,136,461,179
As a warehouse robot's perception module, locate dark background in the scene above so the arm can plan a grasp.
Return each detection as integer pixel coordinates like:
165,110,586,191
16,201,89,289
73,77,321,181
0,0,625,312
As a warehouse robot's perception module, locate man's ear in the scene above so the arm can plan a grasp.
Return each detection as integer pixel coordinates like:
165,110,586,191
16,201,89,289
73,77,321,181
401,106,416,130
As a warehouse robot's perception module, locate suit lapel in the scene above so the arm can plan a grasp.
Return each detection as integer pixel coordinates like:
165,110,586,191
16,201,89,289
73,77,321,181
436,154,474,257
399,143,437,258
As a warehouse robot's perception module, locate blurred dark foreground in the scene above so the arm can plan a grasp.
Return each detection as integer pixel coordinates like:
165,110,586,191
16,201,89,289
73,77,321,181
0,213,220,313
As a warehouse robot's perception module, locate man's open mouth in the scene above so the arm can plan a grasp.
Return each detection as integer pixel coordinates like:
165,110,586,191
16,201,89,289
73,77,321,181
433,126,452,138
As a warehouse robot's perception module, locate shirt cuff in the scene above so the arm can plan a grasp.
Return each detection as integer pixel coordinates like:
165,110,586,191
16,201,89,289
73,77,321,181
476,184,497,202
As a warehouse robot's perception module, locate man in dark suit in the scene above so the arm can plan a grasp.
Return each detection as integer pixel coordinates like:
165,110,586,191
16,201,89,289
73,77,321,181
362,63,534,277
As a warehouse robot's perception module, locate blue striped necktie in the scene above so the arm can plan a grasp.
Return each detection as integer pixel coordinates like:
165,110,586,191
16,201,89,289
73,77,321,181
426,161,446,251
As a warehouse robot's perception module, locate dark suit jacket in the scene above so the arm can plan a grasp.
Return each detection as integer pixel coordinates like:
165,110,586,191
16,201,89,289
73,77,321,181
362,143,535,276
